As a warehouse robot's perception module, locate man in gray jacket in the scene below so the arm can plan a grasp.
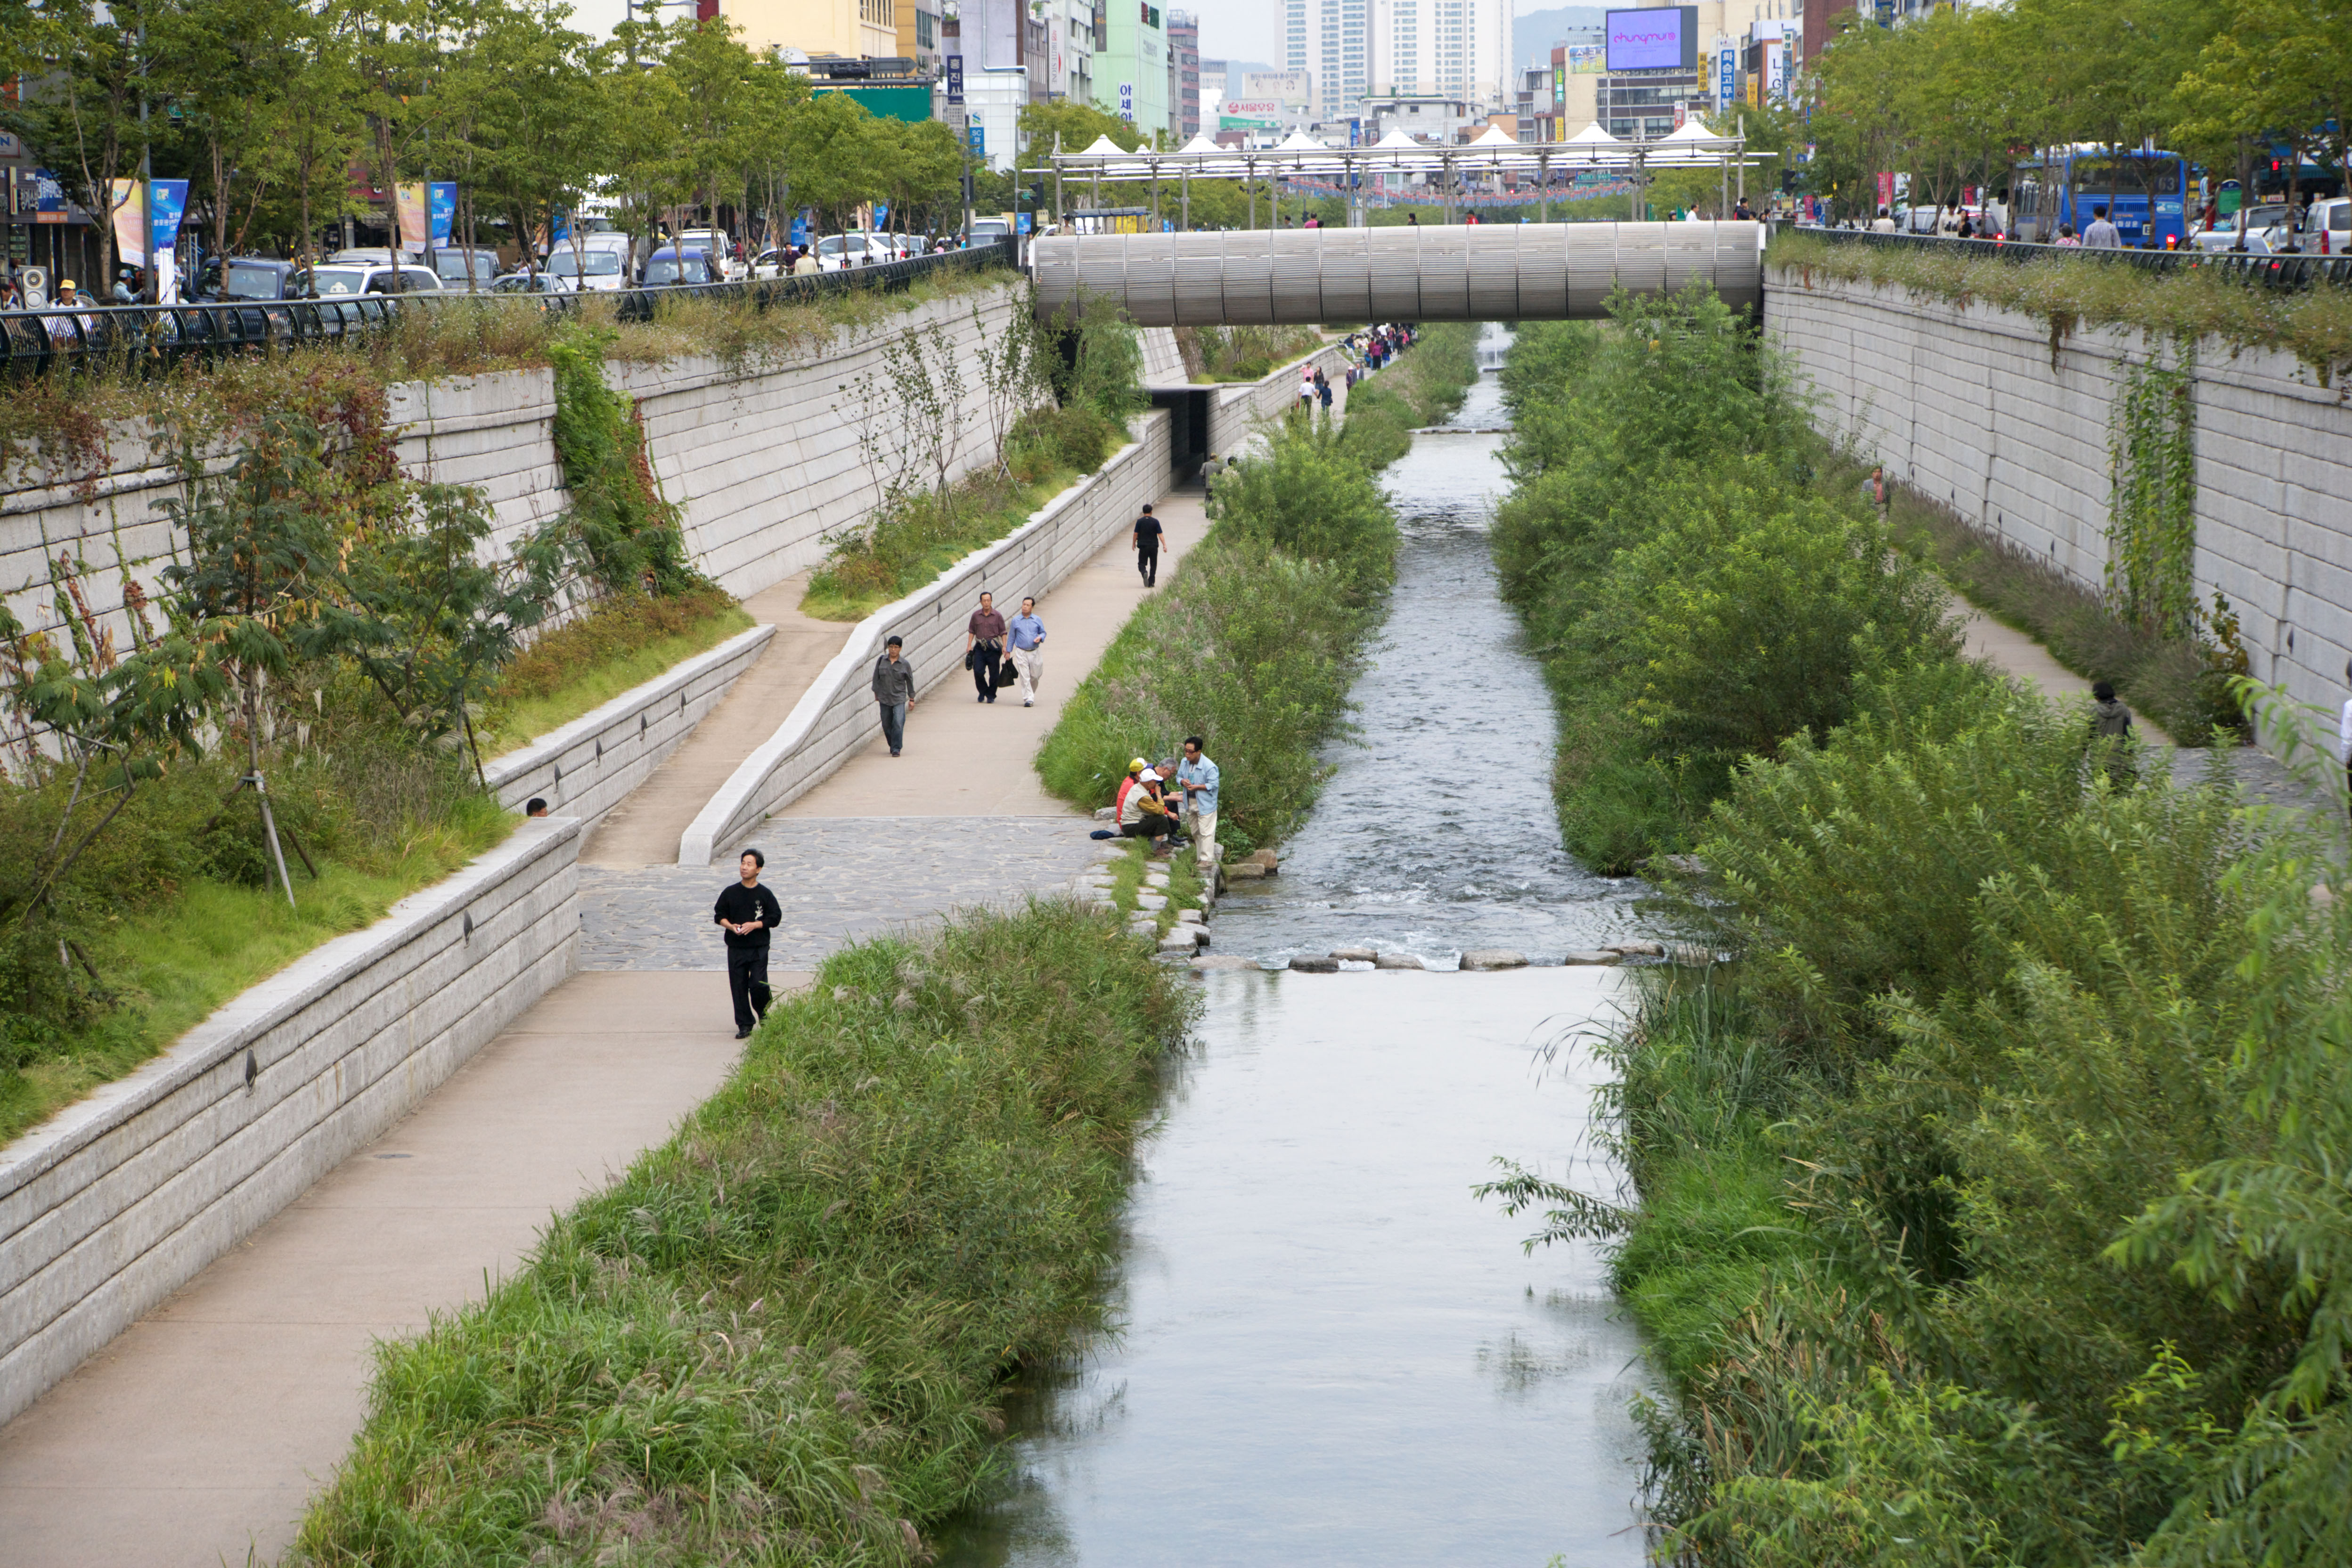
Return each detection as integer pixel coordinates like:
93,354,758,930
873,635,916,756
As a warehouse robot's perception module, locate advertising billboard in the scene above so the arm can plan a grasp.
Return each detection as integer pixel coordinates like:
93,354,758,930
1604,7,1697,72
1761,38,1786,101
1715,41,1735,109
1241,70,1311,104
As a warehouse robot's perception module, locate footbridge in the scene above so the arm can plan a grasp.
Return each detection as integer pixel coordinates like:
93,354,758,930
1029,222,1764,325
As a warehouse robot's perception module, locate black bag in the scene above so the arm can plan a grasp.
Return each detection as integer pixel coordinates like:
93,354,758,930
995,656,1020,689
964,648,976,671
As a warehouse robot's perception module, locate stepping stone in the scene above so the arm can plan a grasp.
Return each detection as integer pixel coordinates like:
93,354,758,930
1337,959,1376,972
1668,941,1715,966
1225,863,1267,880
1374,952,1424,970
1330,946,1377,963
1459,949,1527,971
1191,954,1255,970
1606,939,1666,956
1159,933,1204,955
1134,893,1168,911
1288,955,1339,973
1560,950,1624,965
1175,908,1205,924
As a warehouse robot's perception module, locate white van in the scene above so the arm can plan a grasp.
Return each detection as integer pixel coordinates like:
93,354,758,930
544,233,635,291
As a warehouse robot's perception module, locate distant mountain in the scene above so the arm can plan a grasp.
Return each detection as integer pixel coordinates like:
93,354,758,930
1514,7,1610,73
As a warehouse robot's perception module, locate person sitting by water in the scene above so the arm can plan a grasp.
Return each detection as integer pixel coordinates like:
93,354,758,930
1115,756,1177,854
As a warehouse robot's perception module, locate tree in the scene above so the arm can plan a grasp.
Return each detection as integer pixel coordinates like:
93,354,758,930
785,91,884,244
2175,0,2352,220
445,0,608,275
21,0,157,290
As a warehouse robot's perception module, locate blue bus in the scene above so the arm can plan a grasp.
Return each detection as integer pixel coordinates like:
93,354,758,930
2010,147,2190,246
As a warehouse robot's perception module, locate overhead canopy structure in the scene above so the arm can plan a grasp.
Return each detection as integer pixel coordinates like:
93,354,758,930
1045,127,1760,179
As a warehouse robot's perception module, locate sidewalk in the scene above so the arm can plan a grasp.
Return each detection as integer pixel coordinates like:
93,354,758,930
0,970,767,1568
788,491,1208,817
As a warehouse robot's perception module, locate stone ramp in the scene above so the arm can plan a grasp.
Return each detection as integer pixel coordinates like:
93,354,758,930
580,572,851,866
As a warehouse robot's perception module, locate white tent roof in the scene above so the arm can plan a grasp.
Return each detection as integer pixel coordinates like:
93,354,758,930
1080,134,1128,155
1176,133,1227,156
1469,123,1519,145
1564,121,1620,143
1372,128,1425,150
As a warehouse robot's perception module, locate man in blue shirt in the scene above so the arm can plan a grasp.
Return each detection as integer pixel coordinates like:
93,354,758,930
1007,595,1047,707
1175,735,1220,870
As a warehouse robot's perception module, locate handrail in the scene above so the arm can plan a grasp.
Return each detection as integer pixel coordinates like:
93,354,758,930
1777,225,2352,291
0,239,1021,381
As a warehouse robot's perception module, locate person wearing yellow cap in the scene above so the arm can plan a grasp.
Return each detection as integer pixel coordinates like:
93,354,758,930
46,279,90,349
1113,755,1176,853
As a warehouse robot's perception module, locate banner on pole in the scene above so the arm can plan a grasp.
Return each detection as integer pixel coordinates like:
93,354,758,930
109,179,147,268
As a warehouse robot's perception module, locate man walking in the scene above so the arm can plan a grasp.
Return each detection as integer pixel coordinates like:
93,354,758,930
872,634,915,756
1133,503,1164,588
1176,735,1220,870
966,590,1007,703
714,848,783,1039
2083,205,2123,249
1008,595,1047,707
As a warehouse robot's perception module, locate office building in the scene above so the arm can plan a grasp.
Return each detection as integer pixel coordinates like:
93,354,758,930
1094,0,1169,134
1367,0,1509,112
1283,0,1369,122
1168,9,1200,140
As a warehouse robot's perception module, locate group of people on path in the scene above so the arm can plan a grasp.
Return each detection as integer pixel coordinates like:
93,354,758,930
865,589,1048,760
1112,740,1220,870
1348,324,1415,375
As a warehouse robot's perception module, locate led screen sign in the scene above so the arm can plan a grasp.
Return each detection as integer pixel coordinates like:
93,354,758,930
1605,7,1698,72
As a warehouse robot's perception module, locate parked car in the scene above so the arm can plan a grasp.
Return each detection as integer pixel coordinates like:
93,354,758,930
428,247,501,288
750,247,794,279
2192,202,2292,253
292,261,445,297
543,238,634,290
205,256,302,302
965,217,1013,245
672,229,744,280
491,270,574,294
641,246,722,286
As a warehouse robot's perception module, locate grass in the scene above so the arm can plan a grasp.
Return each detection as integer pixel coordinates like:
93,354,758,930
0,797,511,1146
286,899,1194,1565
482,587,753,755
1863,461,2249,745
800,465,1080,622
1099,835,1206,935
1769,228,2352,380
1174,325,1326,383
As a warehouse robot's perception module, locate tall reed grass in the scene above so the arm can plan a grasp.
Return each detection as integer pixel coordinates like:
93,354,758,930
288,900,1193,1565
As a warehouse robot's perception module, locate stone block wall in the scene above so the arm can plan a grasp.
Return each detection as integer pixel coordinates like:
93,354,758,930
1766,269,2352,718
0,282,1026,725
0,817,582,1429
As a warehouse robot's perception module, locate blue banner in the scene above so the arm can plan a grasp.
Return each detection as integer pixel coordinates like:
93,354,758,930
430,181,457,246
148,179,190,259
945,54,964,103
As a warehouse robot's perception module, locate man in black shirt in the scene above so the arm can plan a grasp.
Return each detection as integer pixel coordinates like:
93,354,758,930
713,848,783,1039
1132,504,1163,587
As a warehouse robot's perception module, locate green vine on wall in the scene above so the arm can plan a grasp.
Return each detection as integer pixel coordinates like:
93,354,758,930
546,325,699,598
2106,342,2198,640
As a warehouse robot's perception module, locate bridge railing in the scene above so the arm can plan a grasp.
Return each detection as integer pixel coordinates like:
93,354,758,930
0,239,1020,382
1781,224,2352,292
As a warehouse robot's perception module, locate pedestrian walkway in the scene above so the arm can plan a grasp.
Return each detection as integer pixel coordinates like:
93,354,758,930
0,484,1203,1566
583,572,850,866
787,491,1207,818
1956,599,2324,815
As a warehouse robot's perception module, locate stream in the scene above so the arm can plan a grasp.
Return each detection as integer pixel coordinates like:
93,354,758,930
938,327,1655,1566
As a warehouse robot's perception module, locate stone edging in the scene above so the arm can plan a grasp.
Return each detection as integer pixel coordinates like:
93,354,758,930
483,622,777,822
678,410,1173,866
0,817,585,1429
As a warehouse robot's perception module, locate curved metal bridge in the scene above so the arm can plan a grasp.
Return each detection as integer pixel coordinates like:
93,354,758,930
1030,221,1763,325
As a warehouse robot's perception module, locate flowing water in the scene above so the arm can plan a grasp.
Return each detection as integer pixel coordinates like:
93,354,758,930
938,328,1654,1566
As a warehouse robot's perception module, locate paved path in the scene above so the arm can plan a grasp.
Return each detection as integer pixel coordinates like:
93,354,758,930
580,819,1106,972
788,491,1208,817
1958,602,2326,816
0,971,760,1568
583,572,850,866
0,481,1192,1566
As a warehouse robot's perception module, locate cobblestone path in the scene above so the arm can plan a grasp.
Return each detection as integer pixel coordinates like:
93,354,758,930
579,816,1111,971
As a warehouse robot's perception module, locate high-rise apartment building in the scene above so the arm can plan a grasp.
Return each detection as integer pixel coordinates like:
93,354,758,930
1284,0,1369,122
1369,0,1507,110
1168,10,1200,140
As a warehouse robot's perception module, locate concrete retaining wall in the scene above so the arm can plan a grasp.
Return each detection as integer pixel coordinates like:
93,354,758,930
679,409,1173,865
482,622,776,822
1766,270,2352,719
1208,341,1352,459
0,817,584,1429
0,282,1025,721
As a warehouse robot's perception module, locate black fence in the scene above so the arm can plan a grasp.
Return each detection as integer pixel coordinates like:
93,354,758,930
1787,224,2352,291
0,239,1023,381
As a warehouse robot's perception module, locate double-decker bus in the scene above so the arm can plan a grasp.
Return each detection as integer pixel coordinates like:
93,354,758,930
2010,146,2190,246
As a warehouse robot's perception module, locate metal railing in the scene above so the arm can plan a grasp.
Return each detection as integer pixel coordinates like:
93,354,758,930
1784,224,2352,291
0,239,1021,381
